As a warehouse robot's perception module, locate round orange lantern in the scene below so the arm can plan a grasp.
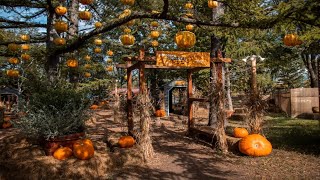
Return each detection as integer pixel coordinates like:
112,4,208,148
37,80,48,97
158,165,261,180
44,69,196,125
53,38,66,46
67,58,78,68
208,0,218,8
79,0,94,5
54,21,68,33
107,50,113,56
186,24,194,31
150,30,160,39
20,34,30,41
79,11,92,20
6,69,20,77
84,55,91,61
106,66,113,72
21,54,31,61
175,31,196,49
8,43,19,51
126,19,135,26
119,9,131,18
151,40,159,47
283,34,302,46
185,2,193,9
120,0,135,6
84,72,91,78
120,34,135,46
21,44,30,51
94,38,103,45
8,57,19,64
94,22,102,28
150,21,159,27
94,48,102,53
55,5,67,16
84,64,91,69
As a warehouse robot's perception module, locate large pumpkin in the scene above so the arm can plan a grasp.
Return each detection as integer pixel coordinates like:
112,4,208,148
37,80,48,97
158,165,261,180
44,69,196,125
8,57,19,64
53,147,73,160
94,38,103,45
155,109,166,117
120,0,135,6
8,43,19,51
208,0,218,8
150,30,160,39
79,0,94,5
118,136,135,148
20,34,30,41
21,44,30,51
73,139,94,160
21,54,31,61
6,69,19,77
54,21,68,33
238,134,272,157
175,31,196,49
67,58,78,68
55,5,67,16
233,127,249,138
54,38,66,46
120,34,135,46
79,11,92,20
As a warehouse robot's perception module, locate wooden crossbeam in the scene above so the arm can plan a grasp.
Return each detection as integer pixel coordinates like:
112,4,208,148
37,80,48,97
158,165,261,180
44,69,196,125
188,97,209,102
211,57,232,63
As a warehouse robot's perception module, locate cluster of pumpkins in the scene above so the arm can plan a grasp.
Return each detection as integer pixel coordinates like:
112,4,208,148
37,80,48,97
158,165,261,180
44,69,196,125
233,127,272,157
53,139,94,160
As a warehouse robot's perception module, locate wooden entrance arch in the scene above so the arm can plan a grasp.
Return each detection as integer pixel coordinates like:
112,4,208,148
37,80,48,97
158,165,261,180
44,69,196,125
116,49,231,133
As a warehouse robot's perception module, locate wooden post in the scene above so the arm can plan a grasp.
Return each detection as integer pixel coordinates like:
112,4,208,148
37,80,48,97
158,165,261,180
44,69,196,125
251,56,258,99
127,60,133,132
139,61,145,94
187,69,193,129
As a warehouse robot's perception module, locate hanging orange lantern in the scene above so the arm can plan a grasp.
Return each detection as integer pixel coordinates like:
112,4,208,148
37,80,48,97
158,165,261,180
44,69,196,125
120,34,135,46
6,69,20,77
79,0,94,5
208,0,218,8
94,38,103,45
67,58,78,68
79,11,92,20
151,40,159,47
84,55,91,61
185,2,193,9
150,30,160,39
8,57,19,64
283,34,302,46
94,22,102,28
126,19,135,26
21,54,31,61
94,48,102,53
119,9,132,19
107,50,114,56
21,44,30,51
175,31,196,49
106,66,113,72
150,21,159,27
186,24,194,31
84,64,91,69
120,0,135,6
20,34,30,41
84,72,91,77
8,43,19,51
55,5,67,16
53,38,66,46
54,21,68,33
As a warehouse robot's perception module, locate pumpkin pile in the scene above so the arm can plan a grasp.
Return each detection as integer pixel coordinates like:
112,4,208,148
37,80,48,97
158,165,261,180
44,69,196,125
53,139,94,160
233,127,272,157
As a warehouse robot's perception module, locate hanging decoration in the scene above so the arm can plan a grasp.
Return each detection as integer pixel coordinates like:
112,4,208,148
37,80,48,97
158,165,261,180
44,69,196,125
120,0,135,6
79,11,92,20
20,35,30,41
67,58,78,68
84,55,91,61
79,0,94,5
8,57,20,64
107,50,114,56
6,69,20,77
55,5,67,16
54,21,68,33
120,28,135,46
94,22,102,28
175,31,196,49
21,54,31,61
208,0,218,8
54,38,66,46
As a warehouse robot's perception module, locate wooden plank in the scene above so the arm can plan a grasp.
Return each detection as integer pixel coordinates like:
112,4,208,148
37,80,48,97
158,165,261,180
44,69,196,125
189,97,209,102
139,62,145,93
127,61,133,132
187,70,194,129
116,64,129,68
211,57,231,63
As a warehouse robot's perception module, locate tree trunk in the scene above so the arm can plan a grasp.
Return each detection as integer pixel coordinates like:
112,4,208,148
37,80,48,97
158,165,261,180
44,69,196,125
302,53,318,87
67,0,79,40
225,64,233,110
208,36,218,127
114,81,120,123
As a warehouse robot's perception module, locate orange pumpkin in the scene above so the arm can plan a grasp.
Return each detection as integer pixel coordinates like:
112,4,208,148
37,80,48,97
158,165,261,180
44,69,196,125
53,147,73,160
53,38,66,46
67,58,78,68
151,40,159,47
208,0,218,8
90,104,99,110
155,109,166,117
120,34,135,46
283,34,302,47
118,136,135,148
175,31,196,49
186,24,194,31
94,22,102,28
79,11,92,20
73,139,94,160
84,72,91,78
238,134,272,157
84,64,91,69
84,55,91,61
55,5,67,16
233,127,249,138
6,69,19,77
107,50,113,56
185,2,193,9
21,53,31,61
20,34,30,41
79,0,94,5
94,47,102,53
2,121,12,129
8,57,19,64
94,38,103,45
150,21,159,27
126,19,135,26
150,30,160,39
120,0,135,6
106,66,113,72
21,44,30,51
54,21,68,33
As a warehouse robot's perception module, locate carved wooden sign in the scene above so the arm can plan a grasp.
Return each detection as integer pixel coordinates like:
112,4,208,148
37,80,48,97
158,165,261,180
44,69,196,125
156,51,210,67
